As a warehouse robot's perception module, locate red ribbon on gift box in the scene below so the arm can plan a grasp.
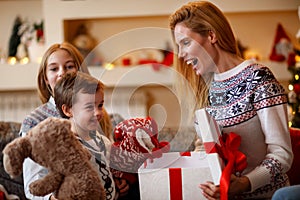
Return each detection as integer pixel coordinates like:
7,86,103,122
203,132,247,200
169,168,182,200
169,152,191,200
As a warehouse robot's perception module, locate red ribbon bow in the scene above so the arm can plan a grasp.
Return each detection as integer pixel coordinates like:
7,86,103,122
204,132,247,200
219,132,247,200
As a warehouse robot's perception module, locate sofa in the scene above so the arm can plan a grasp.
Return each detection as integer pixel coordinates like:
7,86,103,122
0,121,27,200
287,127,300,185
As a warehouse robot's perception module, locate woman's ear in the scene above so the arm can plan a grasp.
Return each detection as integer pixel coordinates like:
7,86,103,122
62,104,73,118
208,30,217,44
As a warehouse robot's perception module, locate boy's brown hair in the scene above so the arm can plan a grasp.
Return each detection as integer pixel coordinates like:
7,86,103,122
54,71,104,118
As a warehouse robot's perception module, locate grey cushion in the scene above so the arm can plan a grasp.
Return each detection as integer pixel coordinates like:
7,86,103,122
0,121,27,199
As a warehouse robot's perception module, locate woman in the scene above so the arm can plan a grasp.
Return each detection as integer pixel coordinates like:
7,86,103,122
169,1,293,199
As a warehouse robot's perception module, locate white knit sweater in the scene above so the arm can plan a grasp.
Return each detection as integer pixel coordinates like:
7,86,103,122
207,59,293,199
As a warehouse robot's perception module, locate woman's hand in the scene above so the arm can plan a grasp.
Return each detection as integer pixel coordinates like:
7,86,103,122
199,175,251,199
228,175,251,197
199,181,220,200
114,178,129,197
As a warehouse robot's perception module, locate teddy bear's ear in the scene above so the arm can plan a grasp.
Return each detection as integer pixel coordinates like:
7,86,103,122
3,136,32,178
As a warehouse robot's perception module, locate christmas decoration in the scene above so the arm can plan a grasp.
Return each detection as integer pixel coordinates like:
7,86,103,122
72,23,102,66
269,23,294,62
287,54,300,128
8,16,23,57
287,7,300,128
33,20,44,43
23,19,45,63
7,16,45,64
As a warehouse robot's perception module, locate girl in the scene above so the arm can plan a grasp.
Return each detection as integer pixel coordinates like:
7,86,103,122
20,42,89,200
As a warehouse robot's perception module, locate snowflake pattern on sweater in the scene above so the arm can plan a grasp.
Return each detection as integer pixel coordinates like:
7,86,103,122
20,98,60,135
207,64,287,127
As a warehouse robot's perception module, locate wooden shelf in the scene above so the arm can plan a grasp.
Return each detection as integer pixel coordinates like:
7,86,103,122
0,63,39,91
0,63,174,91
89,65,174,88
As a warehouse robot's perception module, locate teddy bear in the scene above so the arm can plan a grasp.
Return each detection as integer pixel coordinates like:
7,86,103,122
110,117,170,184
2,117,106,200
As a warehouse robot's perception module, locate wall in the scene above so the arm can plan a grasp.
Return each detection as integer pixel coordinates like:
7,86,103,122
0,0,298,59
1,0,298,63
0,0,299,126
1,1,298,62
0,90,40,122
42,0,299,46
227,11,300,60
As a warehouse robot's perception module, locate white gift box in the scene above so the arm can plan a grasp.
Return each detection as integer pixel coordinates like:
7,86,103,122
194,108,225,185
138,152,214,200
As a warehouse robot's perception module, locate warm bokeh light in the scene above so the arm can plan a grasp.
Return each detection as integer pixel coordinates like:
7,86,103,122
295,55,300,62
7,57,17,65
104,63,115,70
244,50,260,61
20,57,29,64
288,84,294,91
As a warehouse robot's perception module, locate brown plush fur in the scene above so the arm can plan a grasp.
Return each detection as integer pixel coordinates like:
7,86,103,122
2,117,106,200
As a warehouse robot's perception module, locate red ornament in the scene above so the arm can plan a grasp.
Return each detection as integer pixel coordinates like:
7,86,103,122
294,83,300,94
287,53,296,67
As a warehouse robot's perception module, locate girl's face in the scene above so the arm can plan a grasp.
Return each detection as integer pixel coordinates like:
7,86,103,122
46,49,78,92
174,23,217,75
71,89,104,135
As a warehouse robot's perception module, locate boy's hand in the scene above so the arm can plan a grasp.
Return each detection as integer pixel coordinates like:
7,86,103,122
50,194,58,200
115,178,129,197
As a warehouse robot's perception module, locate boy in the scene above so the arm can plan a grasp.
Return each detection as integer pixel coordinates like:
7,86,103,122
54,72,129,200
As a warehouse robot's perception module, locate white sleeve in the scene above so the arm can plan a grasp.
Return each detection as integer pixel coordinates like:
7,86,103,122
23,158,52,200
246,104,293,192
260,105,293,171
